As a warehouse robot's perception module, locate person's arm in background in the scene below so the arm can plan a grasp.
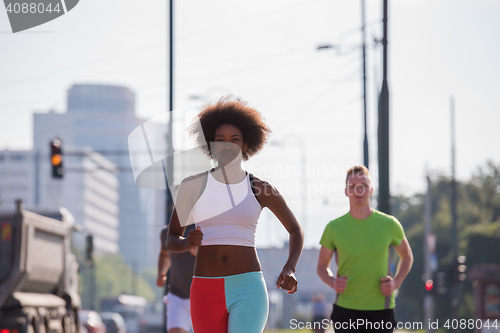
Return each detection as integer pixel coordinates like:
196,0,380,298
380,237,413,296
157,228,171,287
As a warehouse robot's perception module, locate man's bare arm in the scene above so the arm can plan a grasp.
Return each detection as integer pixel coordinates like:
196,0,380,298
157,228,171,287
393,237,413,289
317,246,347,293
317,246,335,288
381,237,413,295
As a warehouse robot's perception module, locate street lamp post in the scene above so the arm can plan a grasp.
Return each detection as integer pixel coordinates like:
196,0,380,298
164,2,174,333
361,0,369,170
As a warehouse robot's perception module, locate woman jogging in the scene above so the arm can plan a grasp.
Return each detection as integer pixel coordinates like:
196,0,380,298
167,97,304,333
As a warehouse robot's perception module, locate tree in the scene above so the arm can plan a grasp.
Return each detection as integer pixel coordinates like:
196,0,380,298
394,161,500,328
79,254,160,310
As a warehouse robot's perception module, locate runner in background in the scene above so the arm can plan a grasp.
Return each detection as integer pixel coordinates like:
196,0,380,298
317,166,413,333
157,225,197,333
311,294,327,333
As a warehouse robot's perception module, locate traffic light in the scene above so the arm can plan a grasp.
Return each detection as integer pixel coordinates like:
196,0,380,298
50,139,64,179
85,234,94,266
457,255,467,281
425,279,434,293
435,271,448,294
446,256,468,285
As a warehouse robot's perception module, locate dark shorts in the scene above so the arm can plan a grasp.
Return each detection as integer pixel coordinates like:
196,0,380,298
330,304,397,333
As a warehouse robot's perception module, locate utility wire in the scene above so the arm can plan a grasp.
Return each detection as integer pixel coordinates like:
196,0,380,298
258,67,361,108
177,0,330,42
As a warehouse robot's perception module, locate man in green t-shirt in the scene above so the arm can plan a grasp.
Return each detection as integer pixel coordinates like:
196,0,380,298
317,166,413,332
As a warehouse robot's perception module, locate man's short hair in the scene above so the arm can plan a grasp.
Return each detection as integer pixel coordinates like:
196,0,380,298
346,166,371,185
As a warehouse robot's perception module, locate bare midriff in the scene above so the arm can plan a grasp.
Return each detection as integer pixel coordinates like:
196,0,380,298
194,245,262,277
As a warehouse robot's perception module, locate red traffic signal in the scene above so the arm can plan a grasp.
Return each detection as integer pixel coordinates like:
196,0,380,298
425,279,434,291
50,138,64,179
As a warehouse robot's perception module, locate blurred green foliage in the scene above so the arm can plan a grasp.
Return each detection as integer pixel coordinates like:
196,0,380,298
78,254,161,310
394,161,500,331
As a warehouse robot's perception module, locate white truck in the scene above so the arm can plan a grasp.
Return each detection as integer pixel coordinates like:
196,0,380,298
0,200,81,333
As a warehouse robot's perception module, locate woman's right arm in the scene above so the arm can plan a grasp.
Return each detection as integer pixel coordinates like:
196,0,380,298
166,176,204,252
166,208,189,252
167,209,204,252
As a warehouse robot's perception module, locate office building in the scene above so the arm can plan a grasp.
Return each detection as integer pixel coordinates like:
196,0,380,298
33,84,164,268
0,149,120,254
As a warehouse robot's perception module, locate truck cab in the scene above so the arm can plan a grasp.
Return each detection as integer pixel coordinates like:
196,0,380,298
0,200,81,333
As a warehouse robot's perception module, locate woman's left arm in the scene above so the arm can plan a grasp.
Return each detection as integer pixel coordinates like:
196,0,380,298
255,178,304,294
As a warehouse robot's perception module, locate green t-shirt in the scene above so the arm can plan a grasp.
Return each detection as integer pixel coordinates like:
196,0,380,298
319,209,405,310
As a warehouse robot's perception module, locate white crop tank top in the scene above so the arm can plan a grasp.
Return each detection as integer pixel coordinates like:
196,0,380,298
191,170,262,247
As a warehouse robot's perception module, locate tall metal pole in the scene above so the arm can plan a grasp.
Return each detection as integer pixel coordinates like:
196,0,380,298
164,1,174,333
90,262,96,310
132,260,138,295
378,0,390,214
361,0,369,169
424,175,435,333
167,0,174,222
34,150,40,206
450,95,459,326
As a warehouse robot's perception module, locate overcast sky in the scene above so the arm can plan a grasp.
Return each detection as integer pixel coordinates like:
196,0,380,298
1,0,499,247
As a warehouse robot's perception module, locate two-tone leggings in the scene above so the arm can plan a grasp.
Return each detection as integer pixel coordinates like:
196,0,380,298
190,271,269,333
